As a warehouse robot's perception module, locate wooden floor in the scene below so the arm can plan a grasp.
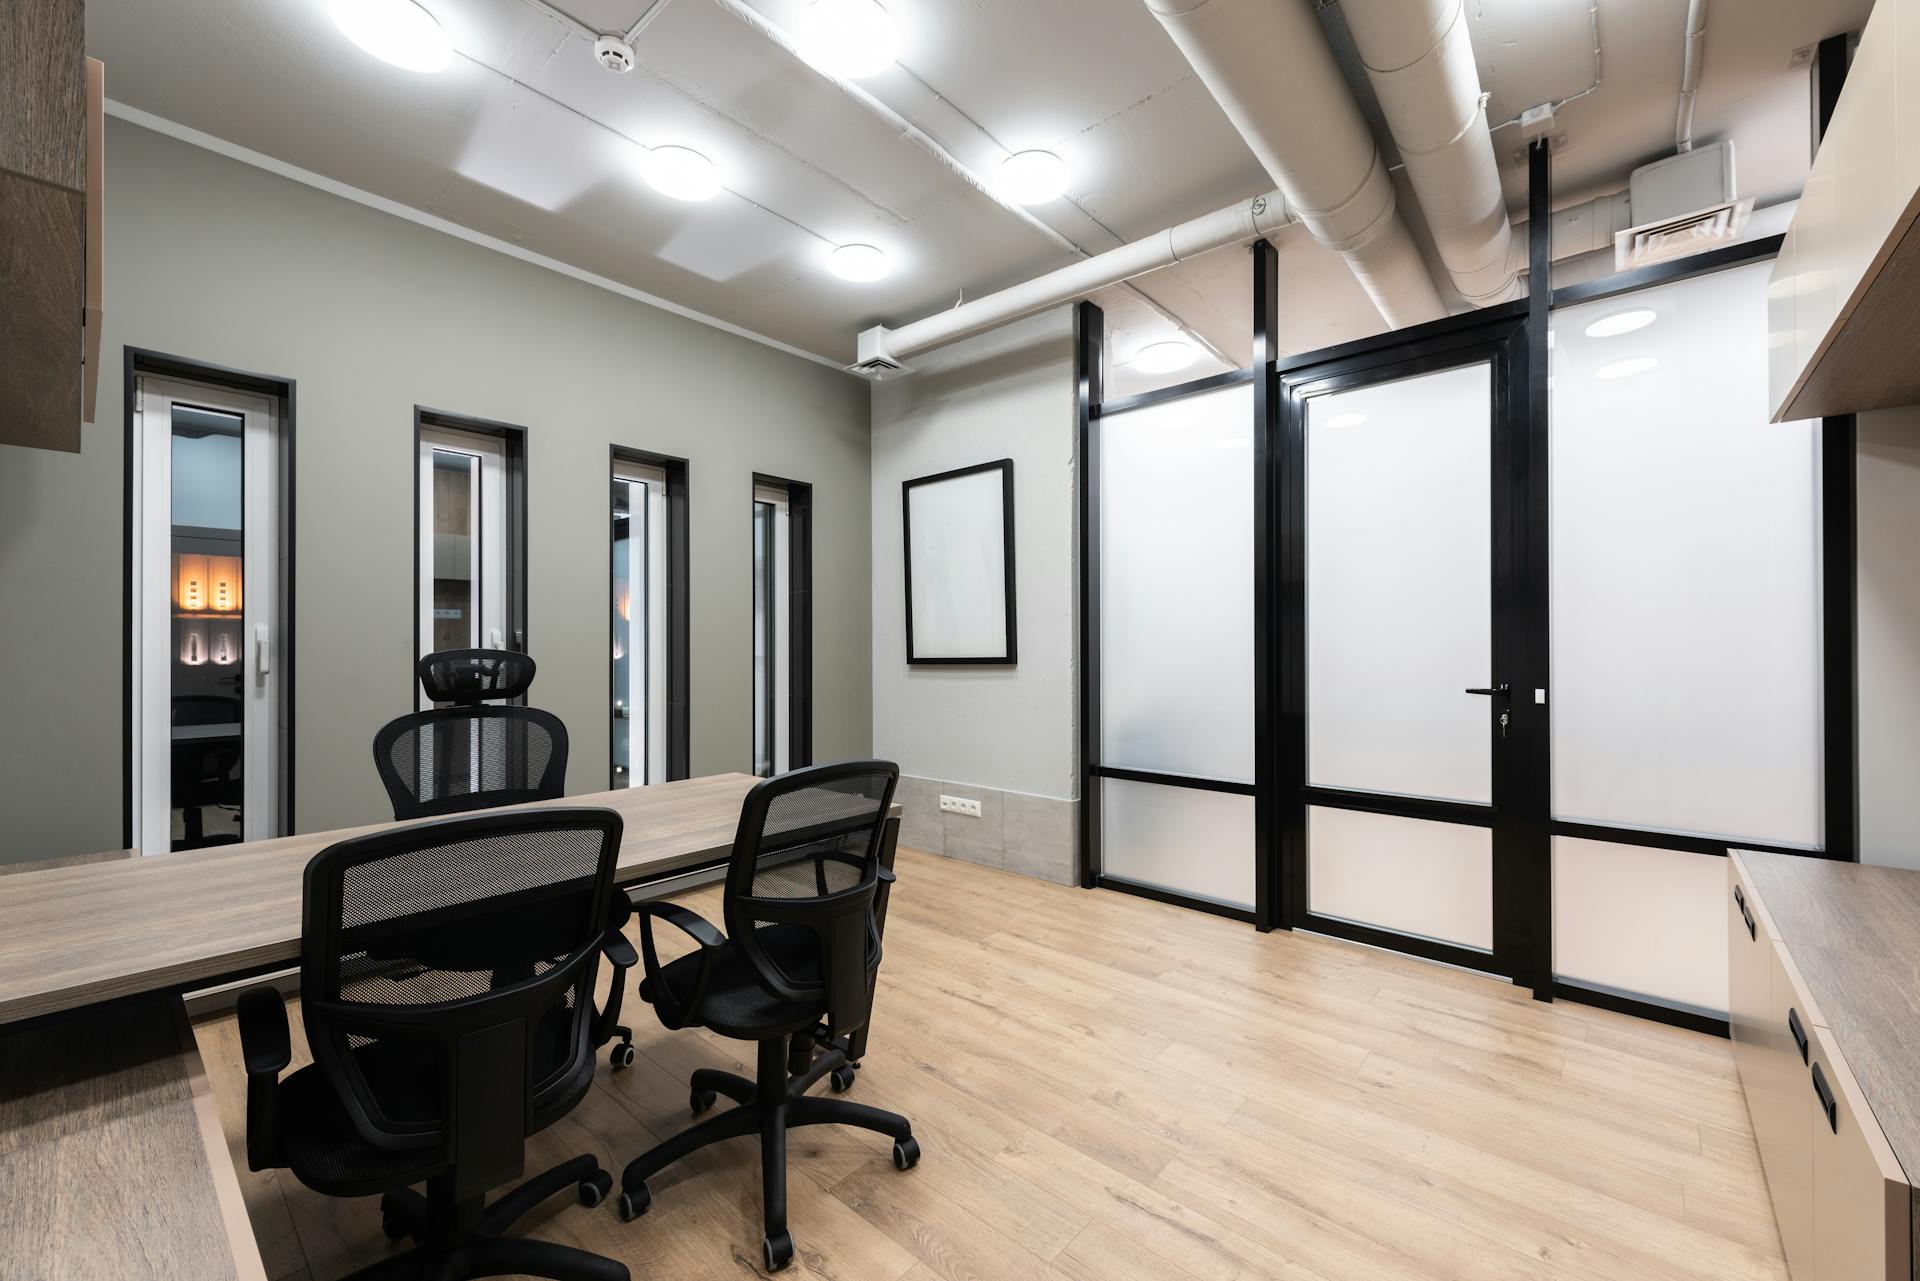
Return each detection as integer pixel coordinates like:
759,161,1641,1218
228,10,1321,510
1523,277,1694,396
194,847,1786,1281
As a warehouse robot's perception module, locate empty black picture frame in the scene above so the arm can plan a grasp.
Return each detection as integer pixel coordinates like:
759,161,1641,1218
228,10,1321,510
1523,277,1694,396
902,458,1017,665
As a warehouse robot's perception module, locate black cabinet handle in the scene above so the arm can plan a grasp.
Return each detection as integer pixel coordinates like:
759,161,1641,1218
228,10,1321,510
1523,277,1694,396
1734,886,1755,940
1788,1008,1809,1064
1734,885,1746,911
1812,1061,1838,1134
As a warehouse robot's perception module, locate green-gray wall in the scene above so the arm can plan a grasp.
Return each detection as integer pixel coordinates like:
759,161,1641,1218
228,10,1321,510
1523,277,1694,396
0,118,872,863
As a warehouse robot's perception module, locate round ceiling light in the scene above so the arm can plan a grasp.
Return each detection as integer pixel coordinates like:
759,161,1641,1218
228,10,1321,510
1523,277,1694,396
1134,340,1196,375
1596,356,1660,380
997,150,1070,205
828,243,890,282
641,146,722,201
1324,411,1368,429
798,0,900,79
1584,308,1658,339
331,0,453,73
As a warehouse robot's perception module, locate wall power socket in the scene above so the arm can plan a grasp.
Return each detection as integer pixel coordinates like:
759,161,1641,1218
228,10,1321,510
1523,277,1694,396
939,794,983,819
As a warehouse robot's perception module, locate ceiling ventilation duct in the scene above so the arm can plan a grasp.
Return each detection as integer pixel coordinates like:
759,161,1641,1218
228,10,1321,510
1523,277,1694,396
1142,0,1445,329
1340,0,1522,306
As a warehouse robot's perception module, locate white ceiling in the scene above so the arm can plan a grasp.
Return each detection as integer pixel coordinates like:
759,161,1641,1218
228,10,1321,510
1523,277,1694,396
88,0,1872,371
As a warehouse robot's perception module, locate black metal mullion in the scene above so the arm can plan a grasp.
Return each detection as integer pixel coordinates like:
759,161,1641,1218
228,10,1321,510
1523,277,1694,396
1302,787,1493,828
1252,238,1280,932
1092,765,1257,796
1548,819,1834,862
1075,301,1104,890
1095,366,1255,418
1296,914,1498,975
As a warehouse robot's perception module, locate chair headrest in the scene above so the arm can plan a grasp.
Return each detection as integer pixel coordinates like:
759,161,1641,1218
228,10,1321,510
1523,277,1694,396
417,649,537,705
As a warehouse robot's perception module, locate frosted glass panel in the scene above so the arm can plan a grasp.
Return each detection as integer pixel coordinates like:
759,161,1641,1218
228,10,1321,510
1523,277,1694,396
1102,779,1254,908
1099,382,1255,780
1307,807,1492,950
1307,363,1492,802
1552,837,1728,1015
1551,262,1823,847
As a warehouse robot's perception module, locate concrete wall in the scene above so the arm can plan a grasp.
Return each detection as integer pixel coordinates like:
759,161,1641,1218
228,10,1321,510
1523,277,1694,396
869,309,1079,884
1857,405,1920,870
0,118,872,863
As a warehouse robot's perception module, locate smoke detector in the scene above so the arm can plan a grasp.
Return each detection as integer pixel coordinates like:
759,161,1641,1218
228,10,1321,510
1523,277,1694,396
594,33,635,73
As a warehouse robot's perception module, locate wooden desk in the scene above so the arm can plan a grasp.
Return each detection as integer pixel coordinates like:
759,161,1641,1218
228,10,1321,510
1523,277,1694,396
0,773,771,1027
0,997,267,1280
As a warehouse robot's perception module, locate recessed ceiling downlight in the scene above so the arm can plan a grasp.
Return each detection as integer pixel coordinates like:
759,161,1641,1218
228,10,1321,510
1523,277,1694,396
1584,308,1658,338
798,0,900,79
331,0,453,72
642,146,721,201
997,150,1070,205
1134,340,1196,375
1596,356,1660,380
828,243,889,282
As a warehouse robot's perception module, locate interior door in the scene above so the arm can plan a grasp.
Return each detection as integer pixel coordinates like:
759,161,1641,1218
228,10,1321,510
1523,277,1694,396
133,376,281,855
1279,318,1537,978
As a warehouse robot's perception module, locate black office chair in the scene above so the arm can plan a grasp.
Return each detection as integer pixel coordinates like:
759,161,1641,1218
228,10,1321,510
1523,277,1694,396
235,807,638,1281
615,761,920,1272
373,650,635,1072
373,650,568,821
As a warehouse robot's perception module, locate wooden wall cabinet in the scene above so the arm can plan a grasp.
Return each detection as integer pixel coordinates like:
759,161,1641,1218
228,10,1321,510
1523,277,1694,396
0,0,102,453
1769,0,1920,421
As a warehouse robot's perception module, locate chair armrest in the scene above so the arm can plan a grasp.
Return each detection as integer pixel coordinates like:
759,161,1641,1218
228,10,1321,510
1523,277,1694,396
634,901,725,1030
601,928,638,970
235,986,289,1171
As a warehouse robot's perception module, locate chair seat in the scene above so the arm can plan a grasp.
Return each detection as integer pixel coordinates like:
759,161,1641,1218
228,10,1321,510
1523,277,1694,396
643,924,826,1039
280,1034,598,1197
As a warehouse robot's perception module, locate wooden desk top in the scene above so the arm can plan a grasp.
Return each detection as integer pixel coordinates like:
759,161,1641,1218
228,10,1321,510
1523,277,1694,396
0,997,266,1280
1735,851,1920,1229
0,773,768,1027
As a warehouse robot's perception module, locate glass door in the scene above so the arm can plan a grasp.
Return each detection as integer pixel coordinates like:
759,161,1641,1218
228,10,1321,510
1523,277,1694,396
132,376,282,855
417,426,507,709
1279,321,1539,977
612,460,668,787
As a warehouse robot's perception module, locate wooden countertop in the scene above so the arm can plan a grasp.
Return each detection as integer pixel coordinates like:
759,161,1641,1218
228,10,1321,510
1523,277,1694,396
0,997,266,1280
1735,850,1920,1193
0,773,774,1026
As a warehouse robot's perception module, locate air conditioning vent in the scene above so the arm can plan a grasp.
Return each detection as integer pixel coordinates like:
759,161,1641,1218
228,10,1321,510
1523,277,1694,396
851,326,910,380
1613,197,1754,271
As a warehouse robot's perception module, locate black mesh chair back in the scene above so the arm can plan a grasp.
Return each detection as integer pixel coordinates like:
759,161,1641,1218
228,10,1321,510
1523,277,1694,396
723,761,899,1039
299,806,622,1203
418,648,538,705
373,705,569,820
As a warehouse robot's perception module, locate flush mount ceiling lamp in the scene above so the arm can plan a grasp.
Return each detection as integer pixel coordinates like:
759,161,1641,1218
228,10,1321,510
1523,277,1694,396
997,150,1070,206
1584,308,1658,338
641,145,722,201
1133,339,1196,375
1596,356,1660,380
330,0,453,73
828,243,890,282
798,0,900,79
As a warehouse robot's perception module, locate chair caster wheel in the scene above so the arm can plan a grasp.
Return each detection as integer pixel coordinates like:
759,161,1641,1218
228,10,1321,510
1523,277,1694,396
578,1170,614,1208
891,1135,921,1170
380,1211,411,1242
830,1065,856,1093
609,1042,636,1071
763,1230,795,1272
616,1183,651,1222
691,1087,717,1116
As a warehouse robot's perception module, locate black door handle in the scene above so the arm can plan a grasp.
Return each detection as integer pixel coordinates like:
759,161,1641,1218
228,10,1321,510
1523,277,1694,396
1788,1007,1809,1063
1812,1061,1838,1133
1464,685,1511,698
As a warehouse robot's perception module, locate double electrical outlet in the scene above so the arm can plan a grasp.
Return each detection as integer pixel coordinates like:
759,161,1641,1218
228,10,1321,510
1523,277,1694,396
938,794,983,819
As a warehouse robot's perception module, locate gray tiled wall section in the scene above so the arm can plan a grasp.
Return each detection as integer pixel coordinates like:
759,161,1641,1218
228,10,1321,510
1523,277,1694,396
891,775,1076,885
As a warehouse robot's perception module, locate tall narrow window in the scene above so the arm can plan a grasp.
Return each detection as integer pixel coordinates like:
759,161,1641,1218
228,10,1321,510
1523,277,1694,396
415,411,526,706
130,371,288,855
752,475,811,777
612,448,689,786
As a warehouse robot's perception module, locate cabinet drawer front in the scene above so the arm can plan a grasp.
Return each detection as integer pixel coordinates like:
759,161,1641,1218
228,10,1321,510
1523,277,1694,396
1809,1023,1911,1281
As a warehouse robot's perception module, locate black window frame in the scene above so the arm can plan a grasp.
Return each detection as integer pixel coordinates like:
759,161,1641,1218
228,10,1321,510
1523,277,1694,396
411,406,529,689
752,473,813,775
609,445,691,785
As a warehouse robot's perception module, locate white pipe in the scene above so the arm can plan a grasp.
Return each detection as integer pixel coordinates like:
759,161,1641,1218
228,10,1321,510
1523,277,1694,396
1342,0,1522,306
1676,0,1709,151
877,191,1294,361
1142,0,1445,329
